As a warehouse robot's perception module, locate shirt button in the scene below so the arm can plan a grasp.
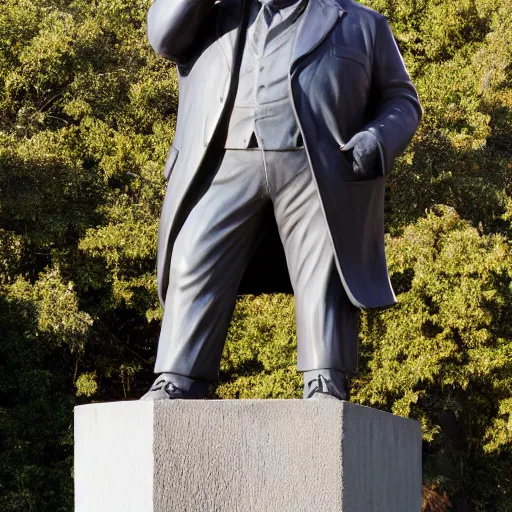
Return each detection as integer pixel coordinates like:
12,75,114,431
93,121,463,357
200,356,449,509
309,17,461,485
220,96,224,103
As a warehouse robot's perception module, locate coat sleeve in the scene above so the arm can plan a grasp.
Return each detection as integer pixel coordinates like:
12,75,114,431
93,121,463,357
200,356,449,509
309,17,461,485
147,0,217,63
363,15,423,176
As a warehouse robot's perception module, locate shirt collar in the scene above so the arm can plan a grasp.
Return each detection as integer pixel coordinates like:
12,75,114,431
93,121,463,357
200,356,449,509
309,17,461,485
258,0,302,9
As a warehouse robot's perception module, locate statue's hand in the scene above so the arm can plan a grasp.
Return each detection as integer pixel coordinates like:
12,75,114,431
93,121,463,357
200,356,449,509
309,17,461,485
340,131,381,181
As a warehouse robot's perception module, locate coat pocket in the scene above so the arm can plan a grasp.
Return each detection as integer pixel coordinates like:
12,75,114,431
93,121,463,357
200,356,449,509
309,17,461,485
163,145,179,181
330,44,370,81
343,174,384,186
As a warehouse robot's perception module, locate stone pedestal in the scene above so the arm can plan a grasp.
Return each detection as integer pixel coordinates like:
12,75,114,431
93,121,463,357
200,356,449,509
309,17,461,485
74,400,422,512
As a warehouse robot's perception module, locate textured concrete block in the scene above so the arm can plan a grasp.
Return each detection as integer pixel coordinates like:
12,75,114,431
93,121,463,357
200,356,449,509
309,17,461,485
74,400,422,512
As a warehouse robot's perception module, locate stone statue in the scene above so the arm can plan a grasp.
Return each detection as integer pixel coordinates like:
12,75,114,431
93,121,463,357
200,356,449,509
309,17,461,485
140,0,422,401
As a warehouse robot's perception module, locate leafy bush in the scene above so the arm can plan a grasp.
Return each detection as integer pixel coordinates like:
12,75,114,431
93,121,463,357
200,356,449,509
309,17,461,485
1,0,511,510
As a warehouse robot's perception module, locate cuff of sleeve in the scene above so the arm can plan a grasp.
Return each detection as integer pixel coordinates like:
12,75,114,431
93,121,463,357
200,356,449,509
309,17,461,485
364,127,387,177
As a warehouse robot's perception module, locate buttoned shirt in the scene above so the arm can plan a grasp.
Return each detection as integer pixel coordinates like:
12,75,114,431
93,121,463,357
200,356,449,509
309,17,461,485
224,0,309,150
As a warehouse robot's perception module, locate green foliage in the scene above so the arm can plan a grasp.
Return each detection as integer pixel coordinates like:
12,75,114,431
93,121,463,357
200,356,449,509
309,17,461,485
218,294,302,399
360,206,512,508
0,0,174,508
1,0,511,510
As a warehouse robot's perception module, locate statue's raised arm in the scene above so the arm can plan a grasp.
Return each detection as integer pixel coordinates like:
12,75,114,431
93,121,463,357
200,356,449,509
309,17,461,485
147,0,217,63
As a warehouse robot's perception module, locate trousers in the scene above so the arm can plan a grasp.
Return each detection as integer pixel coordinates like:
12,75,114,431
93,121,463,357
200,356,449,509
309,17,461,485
154,148,359,381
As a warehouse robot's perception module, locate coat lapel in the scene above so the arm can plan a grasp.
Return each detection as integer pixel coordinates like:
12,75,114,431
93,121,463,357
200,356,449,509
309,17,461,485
292,0,346,69
217,0,248,70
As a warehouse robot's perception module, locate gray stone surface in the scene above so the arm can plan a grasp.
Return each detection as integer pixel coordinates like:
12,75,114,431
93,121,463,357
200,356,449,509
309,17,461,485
74,400,422,512
74,401,154,512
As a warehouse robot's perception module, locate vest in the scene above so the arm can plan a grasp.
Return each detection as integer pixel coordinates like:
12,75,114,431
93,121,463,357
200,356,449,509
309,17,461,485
224,1,305,150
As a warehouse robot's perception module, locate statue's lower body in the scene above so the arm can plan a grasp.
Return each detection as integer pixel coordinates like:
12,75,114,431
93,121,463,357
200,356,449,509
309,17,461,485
143,149,359,401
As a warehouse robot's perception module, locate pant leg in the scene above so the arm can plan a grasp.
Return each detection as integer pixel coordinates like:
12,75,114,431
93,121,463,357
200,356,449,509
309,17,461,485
154,149,268,380
266,150,359,375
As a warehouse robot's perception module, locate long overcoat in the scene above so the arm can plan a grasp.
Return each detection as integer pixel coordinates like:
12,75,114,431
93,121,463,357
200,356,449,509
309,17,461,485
147,0,422,310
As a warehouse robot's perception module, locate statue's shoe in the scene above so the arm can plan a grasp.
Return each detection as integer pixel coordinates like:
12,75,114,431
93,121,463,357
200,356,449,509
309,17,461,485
140,373,210,401
305,373,349,401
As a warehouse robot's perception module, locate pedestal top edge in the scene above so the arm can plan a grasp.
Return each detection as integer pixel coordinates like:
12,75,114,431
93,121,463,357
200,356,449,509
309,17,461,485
73,400,421,427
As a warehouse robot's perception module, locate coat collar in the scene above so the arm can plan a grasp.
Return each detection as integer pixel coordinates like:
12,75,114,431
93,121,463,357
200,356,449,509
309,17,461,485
221,0,346,71
292,0,346,68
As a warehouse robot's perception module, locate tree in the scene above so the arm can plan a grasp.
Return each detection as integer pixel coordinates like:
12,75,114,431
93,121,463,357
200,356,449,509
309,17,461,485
0,0,511,510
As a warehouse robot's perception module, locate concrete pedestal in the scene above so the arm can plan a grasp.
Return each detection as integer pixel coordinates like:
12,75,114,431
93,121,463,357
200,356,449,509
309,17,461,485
74,400,422,512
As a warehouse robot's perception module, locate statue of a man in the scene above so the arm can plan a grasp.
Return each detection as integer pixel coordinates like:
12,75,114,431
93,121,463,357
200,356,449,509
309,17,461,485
141,0,422,401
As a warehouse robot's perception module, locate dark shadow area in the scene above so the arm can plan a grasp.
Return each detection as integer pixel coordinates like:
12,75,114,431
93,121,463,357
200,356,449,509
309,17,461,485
385,107,512,237
0,295,75,512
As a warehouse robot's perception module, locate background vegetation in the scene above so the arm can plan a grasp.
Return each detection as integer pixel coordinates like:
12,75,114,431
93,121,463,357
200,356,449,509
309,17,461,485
1,0,511,510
